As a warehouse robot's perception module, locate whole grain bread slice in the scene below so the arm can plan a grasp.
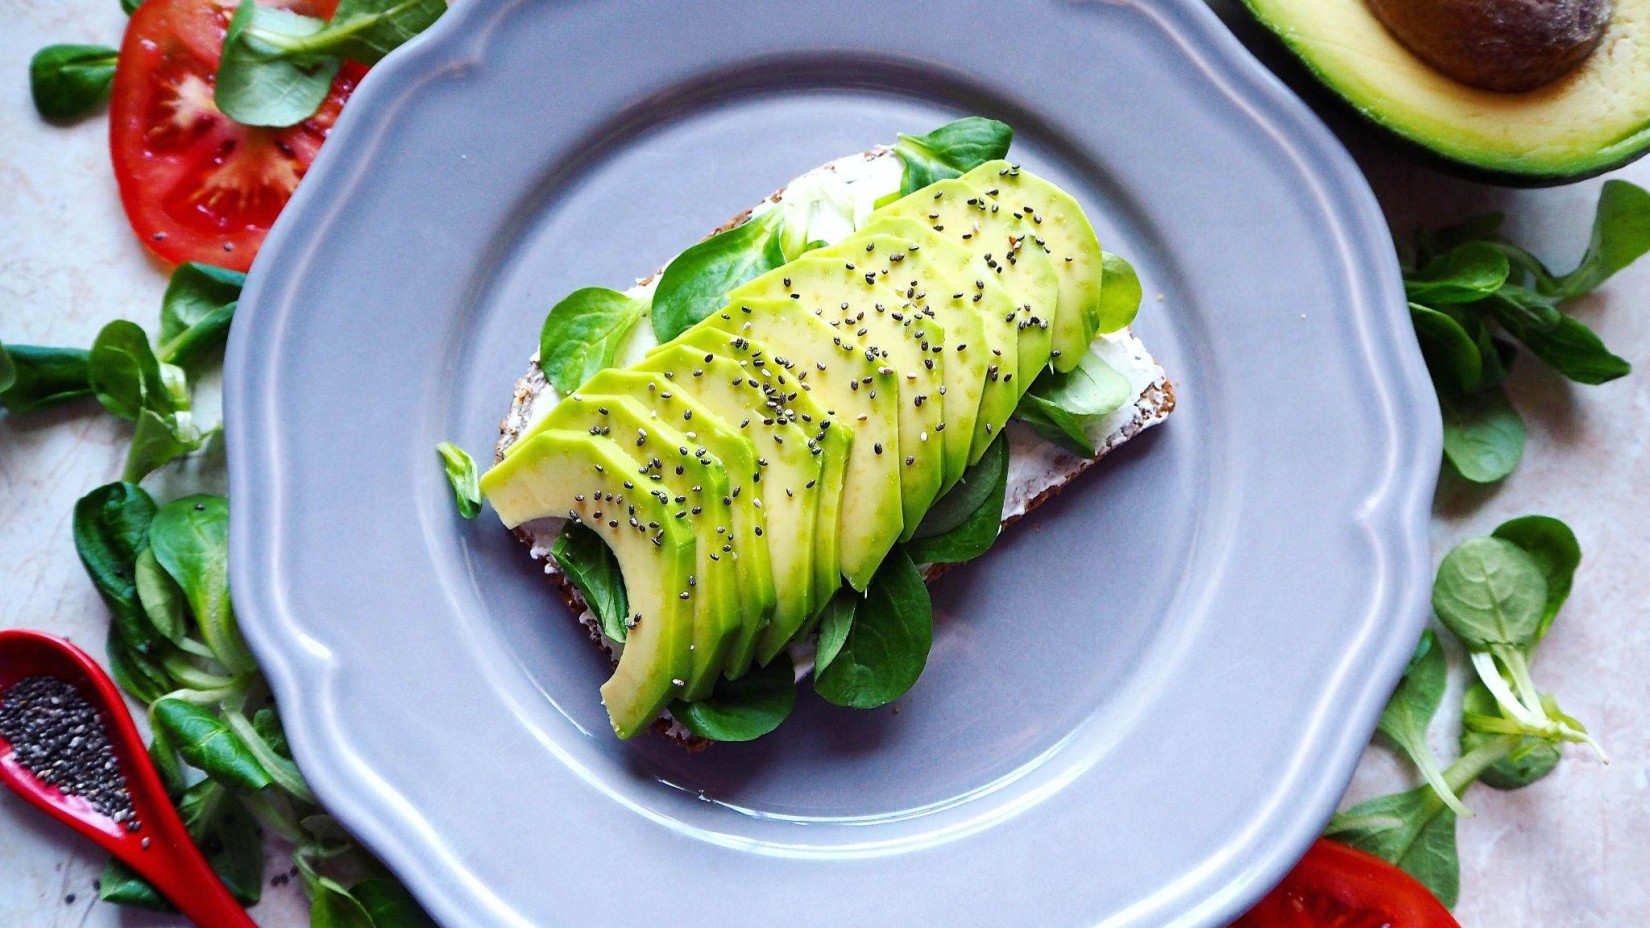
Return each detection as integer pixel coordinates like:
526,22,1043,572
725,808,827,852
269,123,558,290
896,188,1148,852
491,149,1176,744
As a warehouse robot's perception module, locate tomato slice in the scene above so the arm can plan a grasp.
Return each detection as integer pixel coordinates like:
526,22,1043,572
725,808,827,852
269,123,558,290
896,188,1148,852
109,0,363,271
1230,840,1459,928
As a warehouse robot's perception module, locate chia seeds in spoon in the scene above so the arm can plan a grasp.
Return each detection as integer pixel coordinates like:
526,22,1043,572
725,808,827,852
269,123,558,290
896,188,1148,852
0,675,138,829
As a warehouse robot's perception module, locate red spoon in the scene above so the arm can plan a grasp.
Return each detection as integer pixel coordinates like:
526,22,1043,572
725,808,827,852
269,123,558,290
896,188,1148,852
0,629,258,928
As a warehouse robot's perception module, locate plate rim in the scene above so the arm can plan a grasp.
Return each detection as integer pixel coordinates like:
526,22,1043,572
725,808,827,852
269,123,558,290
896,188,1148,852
225,1,1440,925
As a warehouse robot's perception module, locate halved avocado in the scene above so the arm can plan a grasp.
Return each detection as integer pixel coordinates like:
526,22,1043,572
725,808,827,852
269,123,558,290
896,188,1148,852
1243,0,1650,183
480,431,695,739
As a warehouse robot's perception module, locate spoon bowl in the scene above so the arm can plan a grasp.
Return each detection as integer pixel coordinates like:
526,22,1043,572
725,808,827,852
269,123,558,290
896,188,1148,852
0,629,257,928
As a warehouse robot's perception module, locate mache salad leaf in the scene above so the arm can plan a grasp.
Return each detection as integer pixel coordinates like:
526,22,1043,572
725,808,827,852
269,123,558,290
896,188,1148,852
893,117,1014,196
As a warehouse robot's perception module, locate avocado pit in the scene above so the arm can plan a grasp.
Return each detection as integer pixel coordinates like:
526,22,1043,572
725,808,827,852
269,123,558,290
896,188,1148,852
1366,0,1611,92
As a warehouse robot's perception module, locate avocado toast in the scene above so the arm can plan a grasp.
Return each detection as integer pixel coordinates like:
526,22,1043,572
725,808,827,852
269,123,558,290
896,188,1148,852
482,122,1175,744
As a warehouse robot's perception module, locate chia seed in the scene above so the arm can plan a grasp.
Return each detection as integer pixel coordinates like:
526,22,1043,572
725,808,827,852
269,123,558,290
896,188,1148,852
0,675,137,828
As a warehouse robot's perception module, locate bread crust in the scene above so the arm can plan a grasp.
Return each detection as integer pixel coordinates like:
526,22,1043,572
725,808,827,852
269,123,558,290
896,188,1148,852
492,149,1175,744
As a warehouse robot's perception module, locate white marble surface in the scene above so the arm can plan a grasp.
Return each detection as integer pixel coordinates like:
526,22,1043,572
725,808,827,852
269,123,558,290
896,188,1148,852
2,1,1647,925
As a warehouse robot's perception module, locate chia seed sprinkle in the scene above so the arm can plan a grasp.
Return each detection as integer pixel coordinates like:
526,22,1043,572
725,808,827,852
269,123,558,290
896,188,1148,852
0,675,137,828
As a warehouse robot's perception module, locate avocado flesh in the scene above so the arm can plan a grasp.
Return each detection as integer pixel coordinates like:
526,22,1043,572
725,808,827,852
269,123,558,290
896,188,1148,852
867,178,1059,385
629,345,824,663
676,302,902,592
479,431,694,739
728,248,946,536
847,216,1020,469
658,332,852,658
535,395,742,700
959,161,1110,364
574,368,777,681
1242,0,1650,181
778,231,983,491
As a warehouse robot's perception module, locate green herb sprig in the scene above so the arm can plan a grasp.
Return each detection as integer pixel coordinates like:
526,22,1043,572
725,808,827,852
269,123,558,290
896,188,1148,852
216,0,445,127
7,267,435,925
1326,516,1600,907
1405,183,1641,483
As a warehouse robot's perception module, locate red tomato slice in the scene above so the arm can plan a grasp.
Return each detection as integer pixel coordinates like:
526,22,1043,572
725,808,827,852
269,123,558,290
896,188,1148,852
1230,840,1459,928
110,0,364,271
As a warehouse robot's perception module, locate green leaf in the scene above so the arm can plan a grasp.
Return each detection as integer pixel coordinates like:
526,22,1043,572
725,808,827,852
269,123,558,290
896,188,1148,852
813,549,932,709
152,698,273,791
88,320,172,422
1404,241,1509,305
149,727,187,798
893,117,1014,196
253,707,293,758
1409,304,1482,395
216,1,341,128
903,432,1007,565
434,442,481,519
1549,180,1650,300
74,482,161,651
1432,536,1547,652
538,287,647,393
1326,789,1461,908
1374,631,1468,816
123,0,145,13
0,345,92,413
550,522,629,643
200,792,265,903
313,0,447,64
124,407,203,482
29,44,118,120
217,0,443,127
1412,211,1504,267
1491,515,1579,641
1480,283,1561,333
134,546,188,644
1459,682,1560,791
99,857,172,911
810,588,855,677
313,876,378,928
105,623,176,704
1439,387,1524,484
652,211,785,342
1498,312,1630,385
671,652,795,742
0,341,13,394
149,496,254,673
158,263,244,368
1012,349,1131,456
351,877,439,927
1097,251,1144,333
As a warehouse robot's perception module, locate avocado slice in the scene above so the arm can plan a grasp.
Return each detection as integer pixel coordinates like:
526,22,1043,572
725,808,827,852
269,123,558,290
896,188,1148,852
866,178,1059,385
845,216,1020,469
777,231,983,490
535,394,742,700
674,300,902,592
1242,0,1650,182
959,161,1113,361
728,248,946,536
575,367,777,680
629,344,832,663
480,430,694,738
658,331,852,655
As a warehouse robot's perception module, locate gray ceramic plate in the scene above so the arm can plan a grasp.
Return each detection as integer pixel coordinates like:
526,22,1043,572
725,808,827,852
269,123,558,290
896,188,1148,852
225,0,1439,925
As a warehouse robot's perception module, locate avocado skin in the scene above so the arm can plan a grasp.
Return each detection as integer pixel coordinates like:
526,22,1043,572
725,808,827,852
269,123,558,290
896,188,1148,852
1235,0,1650,186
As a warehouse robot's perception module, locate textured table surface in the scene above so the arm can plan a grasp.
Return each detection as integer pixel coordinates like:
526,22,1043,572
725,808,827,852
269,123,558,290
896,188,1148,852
3,1,1646,925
